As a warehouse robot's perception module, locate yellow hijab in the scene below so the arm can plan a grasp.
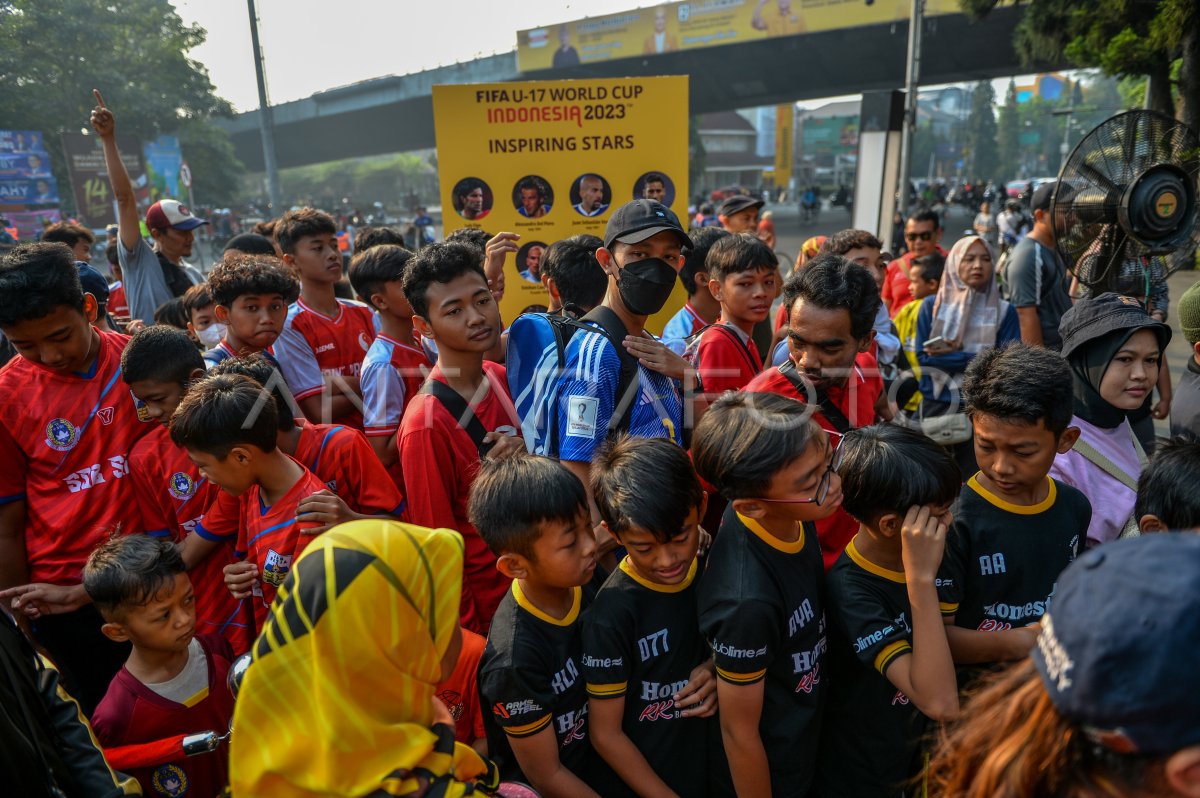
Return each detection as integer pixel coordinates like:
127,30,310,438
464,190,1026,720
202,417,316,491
229,520,498,797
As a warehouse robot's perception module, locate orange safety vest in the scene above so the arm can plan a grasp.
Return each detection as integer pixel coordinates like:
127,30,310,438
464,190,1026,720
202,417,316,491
3,226,17,240
337,231,350,252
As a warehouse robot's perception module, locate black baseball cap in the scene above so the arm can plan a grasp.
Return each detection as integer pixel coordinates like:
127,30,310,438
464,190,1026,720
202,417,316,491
603,199,689,251
1031,181,1076,212
1032,534,1200,754
1058,292,1171,360
223,233,277,256
718,194,765,218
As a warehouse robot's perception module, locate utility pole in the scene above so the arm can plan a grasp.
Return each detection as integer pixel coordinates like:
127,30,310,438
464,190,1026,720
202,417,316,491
896,0,924,215
247,0,281,212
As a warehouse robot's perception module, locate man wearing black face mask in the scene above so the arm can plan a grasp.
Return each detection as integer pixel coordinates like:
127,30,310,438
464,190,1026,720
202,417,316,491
554,200,706,560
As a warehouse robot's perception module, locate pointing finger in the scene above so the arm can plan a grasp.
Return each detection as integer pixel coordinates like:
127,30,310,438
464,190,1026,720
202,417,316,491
93,89,106,108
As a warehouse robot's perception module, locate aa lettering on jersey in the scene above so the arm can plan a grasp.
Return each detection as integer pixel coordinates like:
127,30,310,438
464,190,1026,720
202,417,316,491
637,628,670,662
853,611,910,654
711,640,768,659
978,552,1007,575
551,658,580,695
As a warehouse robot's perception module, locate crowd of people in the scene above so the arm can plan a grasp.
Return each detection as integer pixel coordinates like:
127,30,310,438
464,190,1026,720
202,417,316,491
1,94,1199,798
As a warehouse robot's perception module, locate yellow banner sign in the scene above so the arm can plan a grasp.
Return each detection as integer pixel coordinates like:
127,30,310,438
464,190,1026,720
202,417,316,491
774,103,794,187
517,0,962,72
433,76,690,330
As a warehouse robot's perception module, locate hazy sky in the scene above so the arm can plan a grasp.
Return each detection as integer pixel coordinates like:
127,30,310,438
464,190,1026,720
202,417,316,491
174,0,1043,113
175,0,659,111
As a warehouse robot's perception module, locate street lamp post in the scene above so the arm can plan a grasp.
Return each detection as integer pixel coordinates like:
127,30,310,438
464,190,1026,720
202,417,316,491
247,0,282,213
896,0,925,214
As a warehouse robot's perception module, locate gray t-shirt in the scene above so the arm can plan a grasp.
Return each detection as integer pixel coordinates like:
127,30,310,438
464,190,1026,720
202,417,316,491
117,236,200,323
1002,235,1072,350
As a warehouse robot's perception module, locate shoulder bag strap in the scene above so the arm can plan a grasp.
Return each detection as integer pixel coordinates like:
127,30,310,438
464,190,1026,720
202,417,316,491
778,360,853,434
709,323,761,375
420,379,493,458
1071,437,1139,492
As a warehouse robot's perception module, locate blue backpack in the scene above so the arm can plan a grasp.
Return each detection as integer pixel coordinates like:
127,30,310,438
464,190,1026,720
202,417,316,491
507,305,637,457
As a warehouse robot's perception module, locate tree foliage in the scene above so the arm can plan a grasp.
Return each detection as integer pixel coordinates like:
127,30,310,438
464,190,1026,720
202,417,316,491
966,81,999,182
959,0,1198,130
0,0,242,208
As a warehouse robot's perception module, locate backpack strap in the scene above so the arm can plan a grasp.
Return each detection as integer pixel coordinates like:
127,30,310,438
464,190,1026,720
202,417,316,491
708,322,761,375
420,379,494,458
580,306,638,436
778,360,853,435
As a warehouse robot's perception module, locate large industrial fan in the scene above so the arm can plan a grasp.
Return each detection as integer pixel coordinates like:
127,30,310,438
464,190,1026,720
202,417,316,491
1052,110,1200,292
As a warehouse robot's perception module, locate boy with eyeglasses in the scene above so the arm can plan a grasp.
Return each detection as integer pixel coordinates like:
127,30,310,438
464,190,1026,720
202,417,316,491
693,392,842,798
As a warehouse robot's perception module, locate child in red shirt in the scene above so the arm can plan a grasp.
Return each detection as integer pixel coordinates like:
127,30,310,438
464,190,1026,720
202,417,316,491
85,534,235,798
271,208,376,429
169,373,326,637
208,354,405,524
694,233,776,394
203,253,298,370
398,242,525,634
0,242,154,713
122,326,242,650
350,244,433,485
435,625,488,755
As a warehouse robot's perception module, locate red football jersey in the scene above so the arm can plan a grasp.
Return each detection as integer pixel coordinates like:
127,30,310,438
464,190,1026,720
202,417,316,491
696,323,764,395
128,426,241,646
745,352,883,571
91,633,235,798
108,283,130,317
293,419,405,517
272,298,376,429
196,459,326,630
398,361,518,634
0,330,153,584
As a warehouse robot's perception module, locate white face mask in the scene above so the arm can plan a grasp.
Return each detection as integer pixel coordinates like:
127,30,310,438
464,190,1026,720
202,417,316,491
196,322,227,349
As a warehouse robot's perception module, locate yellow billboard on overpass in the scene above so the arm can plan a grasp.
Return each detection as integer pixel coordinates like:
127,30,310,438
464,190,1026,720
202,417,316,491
518,0,962,72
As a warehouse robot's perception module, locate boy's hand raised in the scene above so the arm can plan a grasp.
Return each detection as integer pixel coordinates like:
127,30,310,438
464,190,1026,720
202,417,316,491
483,232,520,281
624,332,690,381
89,89,115,140
223,562,257,599
900,504,948,583
483,432,525,461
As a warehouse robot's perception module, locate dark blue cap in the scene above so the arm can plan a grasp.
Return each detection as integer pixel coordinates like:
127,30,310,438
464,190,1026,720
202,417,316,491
1032,534,1200,754
76,261,109,305
603,199,688,251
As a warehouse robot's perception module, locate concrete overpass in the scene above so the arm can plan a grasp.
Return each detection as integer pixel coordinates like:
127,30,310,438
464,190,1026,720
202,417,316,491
219,5,1054,171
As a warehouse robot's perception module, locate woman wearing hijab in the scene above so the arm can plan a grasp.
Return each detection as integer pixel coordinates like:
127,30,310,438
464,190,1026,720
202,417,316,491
229,520,505,797
1050,293,1171,546
915,235,1020,476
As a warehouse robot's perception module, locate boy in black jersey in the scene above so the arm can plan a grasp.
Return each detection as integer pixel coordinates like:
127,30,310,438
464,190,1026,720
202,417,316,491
816,424,962,798
942,344,1090,665
692,392,842,798
468,456,602,798
584,436,727,798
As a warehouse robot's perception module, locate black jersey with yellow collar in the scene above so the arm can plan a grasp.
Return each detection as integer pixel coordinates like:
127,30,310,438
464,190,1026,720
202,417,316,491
582,557,723,797
478,581,597,785
817,538,927,798
938,474,1089,633
697,506,826,798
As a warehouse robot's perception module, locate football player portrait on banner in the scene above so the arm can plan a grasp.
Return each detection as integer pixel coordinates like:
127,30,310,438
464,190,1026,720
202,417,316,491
432,76,689,330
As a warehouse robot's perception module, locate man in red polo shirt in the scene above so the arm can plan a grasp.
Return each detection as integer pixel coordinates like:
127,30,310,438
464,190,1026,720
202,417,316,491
745,254,883,569
882,209,946,317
